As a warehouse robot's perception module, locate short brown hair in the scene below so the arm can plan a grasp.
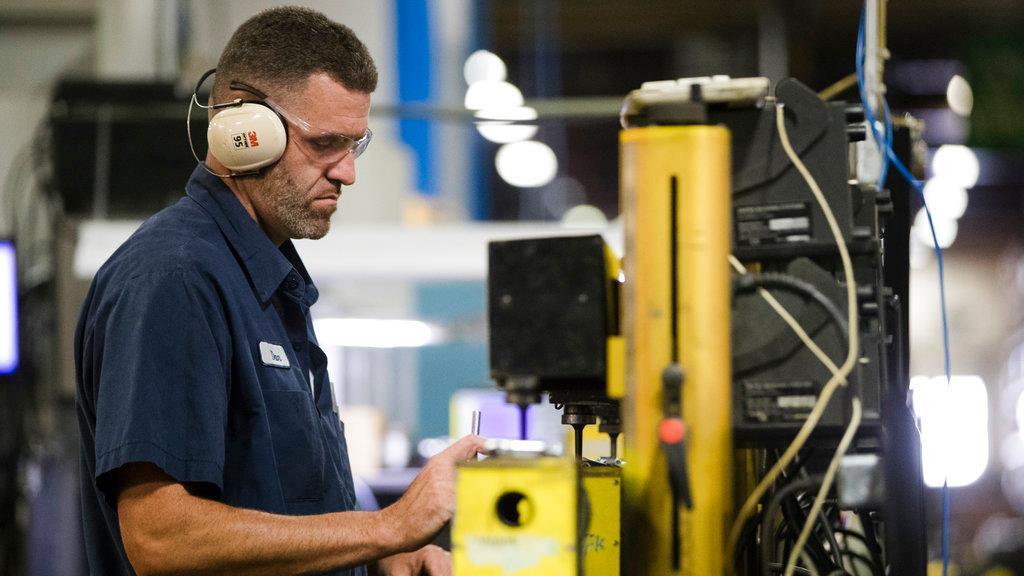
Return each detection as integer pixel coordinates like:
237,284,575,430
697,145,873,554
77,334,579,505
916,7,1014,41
213,6,377,100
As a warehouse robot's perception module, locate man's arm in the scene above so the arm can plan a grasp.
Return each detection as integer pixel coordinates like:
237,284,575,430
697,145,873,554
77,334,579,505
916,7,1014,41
117,435,486,576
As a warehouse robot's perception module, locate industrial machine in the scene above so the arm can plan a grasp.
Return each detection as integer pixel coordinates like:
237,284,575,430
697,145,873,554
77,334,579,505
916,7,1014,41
452,234,624,576
453,8,923,570
452,69,921,575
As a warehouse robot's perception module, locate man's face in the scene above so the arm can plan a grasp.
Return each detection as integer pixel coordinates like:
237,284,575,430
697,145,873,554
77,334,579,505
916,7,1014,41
248,73,371,244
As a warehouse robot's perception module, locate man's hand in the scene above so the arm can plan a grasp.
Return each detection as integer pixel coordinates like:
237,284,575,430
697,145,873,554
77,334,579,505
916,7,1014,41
376,545,450,576
380,434,486,551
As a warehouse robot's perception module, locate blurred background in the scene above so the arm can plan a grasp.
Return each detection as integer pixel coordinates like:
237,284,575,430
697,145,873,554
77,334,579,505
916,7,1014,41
1,0,1023,574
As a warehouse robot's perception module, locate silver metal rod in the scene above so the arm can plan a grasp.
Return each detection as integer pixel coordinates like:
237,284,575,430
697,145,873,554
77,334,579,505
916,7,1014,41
471,410,481,436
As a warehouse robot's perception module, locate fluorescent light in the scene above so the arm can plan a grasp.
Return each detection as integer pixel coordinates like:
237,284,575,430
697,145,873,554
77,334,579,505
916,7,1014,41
313,318,444,348
0,242,16,375
475,106,539,144
910,375,989,488
463,50,507,85
495,140,558,188
923,178,969,220
946,74,974,117
913,208,958,249
464,80,523,111
932,145,980,189
561,205,608,228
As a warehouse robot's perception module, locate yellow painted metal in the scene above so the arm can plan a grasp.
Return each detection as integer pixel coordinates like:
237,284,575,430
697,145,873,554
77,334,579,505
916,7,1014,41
582,466,622,576
607,336,625,399
453,457,579,576
606,243,625,401
619,125,733,575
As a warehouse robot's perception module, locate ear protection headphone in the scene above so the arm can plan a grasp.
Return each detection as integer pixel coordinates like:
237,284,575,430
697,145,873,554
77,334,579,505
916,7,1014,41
187,68,288,177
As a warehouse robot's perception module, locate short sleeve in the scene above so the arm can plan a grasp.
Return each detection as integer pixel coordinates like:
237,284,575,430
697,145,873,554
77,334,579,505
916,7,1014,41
92,268,230,503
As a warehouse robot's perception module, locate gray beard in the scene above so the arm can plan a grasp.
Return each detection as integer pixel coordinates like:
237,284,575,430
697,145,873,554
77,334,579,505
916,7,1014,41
260,166,337,240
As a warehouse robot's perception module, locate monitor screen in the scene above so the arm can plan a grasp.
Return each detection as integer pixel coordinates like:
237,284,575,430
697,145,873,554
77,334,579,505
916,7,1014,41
0,241,17,375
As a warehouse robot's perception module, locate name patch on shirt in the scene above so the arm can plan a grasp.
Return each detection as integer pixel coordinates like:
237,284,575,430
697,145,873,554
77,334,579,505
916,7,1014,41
259,341,291,368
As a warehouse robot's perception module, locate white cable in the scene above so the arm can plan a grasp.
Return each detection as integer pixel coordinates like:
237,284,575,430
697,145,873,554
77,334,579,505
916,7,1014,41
773,102,863,576
727,103,861,568
785,398,863,576
728,255,841,376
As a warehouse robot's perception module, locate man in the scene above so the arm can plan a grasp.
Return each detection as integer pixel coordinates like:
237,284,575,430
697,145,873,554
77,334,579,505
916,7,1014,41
75,7,484,575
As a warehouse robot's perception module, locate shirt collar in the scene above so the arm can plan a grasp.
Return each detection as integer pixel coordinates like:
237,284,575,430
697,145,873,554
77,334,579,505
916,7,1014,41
185,165,319,306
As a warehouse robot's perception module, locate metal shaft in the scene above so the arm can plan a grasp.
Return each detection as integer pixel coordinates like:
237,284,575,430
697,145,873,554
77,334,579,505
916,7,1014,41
573,424,585,460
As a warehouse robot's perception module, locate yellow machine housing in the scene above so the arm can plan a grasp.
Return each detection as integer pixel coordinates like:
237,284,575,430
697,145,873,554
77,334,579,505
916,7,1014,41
453,457,621,576
453,457,580,576
620,125,733,575
582,465,621,575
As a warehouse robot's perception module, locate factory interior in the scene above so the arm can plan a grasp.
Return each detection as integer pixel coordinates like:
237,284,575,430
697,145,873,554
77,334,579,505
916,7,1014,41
2,0,1024,574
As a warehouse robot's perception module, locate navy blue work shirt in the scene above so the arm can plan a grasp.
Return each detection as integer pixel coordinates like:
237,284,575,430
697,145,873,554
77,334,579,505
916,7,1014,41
75,165,365,576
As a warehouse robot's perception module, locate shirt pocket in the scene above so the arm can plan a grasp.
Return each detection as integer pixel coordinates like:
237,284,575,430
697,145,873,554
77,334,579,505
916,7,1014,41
263,389,325,503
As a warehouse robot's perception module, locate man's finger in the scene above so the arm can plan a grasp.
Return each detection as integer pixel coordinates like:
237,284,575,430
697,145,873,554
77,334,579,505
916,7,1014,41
445,434,487,461
422,546,451,576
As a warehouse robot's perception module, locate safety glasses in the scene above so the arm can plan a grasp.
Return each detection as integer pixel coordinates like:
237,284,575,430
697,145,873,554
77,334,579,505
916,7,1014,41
230,80,372,165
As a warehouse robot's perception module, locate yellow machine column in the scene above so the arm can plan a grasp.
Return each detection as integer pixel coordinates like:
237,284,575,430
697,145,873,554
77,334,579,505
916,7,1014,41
620,125,733,575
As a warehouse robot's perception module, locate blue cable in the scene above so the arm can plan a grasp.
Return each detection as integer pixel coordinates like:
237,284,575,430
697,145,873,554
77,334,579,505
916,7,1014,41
856,7,953,575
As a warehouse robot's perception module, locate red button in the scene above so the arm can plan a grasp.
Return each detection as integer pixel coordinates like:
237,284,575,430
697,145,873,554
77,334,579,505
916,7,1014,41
659,418,686,444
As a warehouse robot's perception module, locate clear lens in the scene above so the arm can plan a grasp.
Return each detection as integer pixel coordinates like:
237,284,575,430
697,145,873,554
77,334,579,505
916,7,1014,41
261,96,372,165
353,128,372,158
293,127,371,165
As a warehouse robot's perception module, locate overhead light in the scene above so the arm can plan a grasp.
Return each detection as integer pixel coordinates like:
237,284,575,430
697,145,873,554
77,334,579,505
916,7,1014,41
913,208,958,249
463,50,507,85
910,375,989,488
476,123,538,144
475,106,538,144
313,318,444,348
931,144,980,189
464,80,523,111
946,74,974,117
495,140,558,188
923,178,969,220
561,204,608,228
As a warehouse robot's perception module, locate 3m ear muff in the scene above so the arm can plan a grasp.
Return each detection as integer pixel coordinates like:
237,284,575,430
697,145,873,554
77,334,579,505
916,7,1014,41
206,102,287,173
187,68,288,177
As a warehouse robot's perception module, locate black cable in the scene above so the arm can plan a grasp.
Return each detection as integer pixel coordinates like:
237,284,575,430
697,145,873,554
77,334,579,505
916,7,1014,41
780,490,835,572
782,453,846,571
791,466,845,570
833,527,870,546
859,518,887,573
816,504,845,569
842,549,881,575
798,501,844,568
760,477,824,576
733,272,850,343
